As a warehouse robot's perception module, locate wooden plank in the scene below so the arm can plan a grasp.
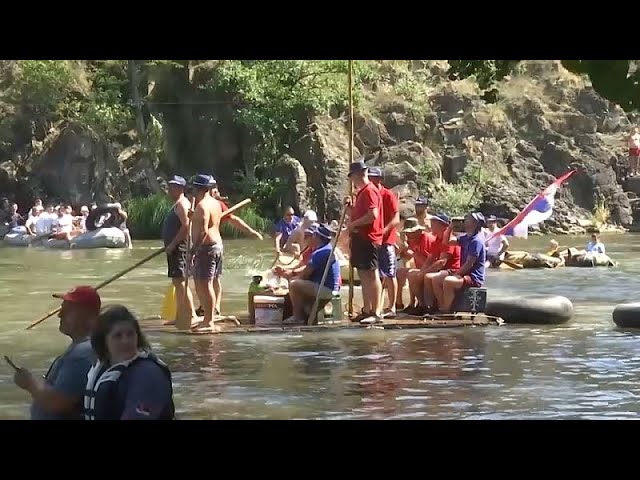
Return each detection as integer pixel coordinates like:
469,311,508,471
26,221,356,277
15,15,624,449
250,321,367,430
140,312,503,336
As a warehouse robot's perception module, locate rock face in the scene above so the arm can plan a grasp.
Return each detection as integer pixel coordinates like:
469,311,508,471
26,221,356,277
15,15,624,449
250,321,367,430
1,60,636,235
280,61,635,232
1,122,159,209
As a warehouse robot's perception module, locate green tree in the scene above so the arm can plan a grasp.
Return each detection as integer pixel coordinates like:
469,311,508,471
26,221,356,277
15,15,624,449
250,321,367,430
447,60,640,111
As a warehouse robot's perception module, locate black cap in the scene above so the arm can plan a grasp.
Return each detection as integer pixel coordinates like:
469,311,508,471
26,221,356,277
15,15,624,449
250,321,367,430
168,175,187,187
190,174,211,188
348,160,368,177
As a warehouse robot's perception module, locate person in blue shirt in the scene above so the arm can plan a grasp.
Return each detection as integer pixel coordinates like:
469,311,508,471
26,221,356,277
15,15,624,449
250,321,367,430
436,212,487,313
585,233,605,254
12,286,100,420
273,224,340,325
84,305,175,420
274,206,301,254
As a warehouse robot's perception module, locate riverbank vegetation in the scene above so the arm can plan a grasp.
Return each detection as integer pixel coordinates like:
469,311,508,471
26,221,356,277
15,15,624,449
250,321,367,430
3,60,637,232
124,194,270,240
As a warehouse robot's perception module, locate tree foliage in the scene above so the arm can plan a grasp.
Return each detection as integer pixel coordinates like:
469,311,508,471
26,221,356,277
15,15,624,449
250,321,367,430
447,60,640,112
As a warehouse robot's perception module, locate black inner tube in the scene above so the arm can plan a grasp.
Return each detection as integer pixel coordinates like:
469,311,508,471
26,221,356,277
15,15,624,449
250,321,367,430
85,205,122,232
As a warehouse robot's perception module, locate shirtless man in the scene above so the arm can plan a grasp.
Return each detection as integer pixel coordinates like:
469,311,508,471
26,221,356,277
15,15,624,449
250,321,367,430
207,175,263,315
189,174,223,332
161,175,199,328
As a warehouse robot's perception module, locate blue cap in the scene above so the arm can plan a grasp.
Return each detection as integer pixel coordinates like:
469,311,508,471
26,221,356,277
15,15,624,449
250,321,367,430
348,160,368,177
430,213,450,225
304,224,318,235
168,175,186,187
486,215,498,222
314,224,333,241
368,167,383,177
415,196,429,207
190,174,211,188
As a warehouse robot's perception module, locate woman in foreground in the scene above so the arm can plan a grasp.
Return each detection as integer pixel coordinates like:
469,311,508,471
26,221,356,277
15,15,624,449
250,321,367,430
84,305,175,420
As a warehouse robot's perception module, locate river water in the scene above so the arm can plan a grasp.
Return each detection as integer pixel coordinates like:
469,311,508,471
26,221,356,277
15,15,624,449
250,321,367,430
1,234,639,420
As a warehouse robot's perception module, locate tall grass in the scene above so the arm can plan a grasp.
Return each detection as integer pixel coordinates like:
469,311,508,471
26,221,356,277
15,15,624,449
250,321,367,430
591,195,610,227
124,194,270,240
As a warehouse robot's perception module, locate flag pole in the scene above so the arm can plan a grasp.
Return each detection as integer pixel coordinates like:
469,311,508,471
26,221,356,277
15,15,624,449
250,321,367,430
347,59,355,318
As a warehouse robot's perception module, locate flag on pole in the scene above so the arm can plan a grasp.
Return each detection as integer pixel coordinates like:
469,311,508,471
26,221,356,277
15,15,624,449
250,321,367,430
489,170,576,240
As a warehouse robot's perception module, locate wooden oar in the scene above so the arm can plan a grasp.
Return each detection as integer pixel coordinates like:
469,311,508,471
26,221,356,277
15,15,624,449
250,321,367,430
306,205,349,326
25,198,252,331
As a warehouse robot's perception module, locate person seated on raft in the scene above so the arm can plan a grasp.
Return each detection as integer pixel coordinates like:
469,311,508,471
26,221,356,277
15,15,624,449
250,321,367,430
272,224,340,325
414,196,432,230
430,212,487,314
24,206,40,236
273,225,318,275
547,239,560,257
7,203,24,230
50,206,76,242
586,233,605,254
484,215,509,267
420,214,462,315
77,205,90,233
395,217,434,313
274,206,301,256
283,210,318,257
84,305,175,420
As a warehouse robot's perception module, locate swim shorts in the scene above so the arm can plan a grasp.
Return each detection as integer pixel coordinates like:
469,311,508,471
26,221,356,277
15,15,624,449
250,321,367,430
166,242,187,279
377,244,397,278
193,243,223,280
350,234,378,271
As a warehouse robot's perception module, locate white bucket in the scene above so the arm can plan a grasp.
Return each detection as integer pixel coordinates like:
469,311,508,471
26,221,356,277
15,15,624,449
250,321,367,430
254,295,285,326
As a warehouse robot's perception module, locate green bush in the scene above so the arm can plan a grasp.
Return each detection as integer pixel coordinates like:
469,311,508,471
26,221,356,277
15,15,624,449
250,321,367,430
429,182,481,217
124,193,270,240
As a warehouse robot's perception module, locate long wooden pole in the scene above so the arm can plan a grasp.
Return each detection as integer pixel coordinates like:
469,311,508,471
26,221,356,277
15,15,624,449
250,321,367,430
347,59,355,318
25,198,252,330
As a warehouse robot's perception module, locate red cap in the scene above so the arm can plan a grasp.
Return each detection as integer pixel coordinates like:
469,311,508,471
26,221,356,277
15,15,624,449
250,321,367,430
53,286,101,312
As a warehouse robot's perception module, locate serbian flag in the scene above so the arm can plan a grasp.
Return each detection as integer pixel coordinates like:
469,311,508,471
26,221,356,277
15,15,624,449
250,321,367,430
489,170,576,240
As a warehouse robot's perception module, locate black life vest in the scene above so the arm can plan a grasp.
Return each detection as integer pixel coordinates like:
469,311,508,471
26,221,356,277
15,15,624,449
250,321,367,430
83,350,175,420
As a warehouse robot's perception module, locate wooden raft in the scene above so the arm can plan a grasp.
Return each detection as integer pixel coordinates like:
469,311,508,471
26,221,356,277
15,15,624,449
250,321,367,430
141,312,504,336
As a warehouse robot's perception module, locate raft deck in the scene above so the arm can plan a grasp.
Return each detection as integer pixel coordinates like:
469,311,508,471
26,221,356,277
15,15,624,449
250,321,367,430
141,313,504,336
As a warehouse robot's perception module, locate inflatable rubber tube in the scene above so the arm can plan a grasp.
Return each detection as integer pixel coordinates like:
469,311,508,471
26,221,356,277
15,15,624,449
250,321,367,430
485,295,573,325
3,232,33,246
612,303,640,328
85,204,122,232
71,227,127,249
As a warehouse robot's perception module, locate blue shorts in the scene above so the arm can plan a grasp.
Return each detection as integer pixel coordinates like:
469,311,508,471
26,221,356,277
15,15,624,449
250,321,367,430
377,244,397,278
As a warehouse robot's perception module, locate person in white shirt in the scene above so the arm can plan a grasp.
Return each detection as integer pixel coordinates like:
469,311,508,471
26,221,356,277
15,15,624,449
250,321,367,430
586,233,605,254
51,206,75,241
34,205,56,236
78,206,90,232
25,207,40,235
284,209,318,257
484,216,509,267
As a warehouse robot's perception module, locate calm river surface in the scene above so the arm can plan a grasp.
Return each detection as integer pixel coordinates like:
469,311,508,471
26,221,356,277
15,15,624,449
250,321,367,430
1,233,640,420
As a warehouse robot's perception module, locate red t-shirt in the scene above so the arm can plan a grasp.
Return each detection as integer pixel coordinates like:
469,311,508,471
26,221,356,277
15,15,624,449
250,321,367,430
408,232,436,269
430,236,461,270
380,186,399,245
218,200,230,223
351,182,384,245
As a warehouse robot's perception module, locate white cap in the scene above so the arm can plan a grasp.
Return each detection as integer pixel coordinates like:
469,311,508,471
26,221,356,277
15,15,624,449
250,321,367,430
303,210,318,222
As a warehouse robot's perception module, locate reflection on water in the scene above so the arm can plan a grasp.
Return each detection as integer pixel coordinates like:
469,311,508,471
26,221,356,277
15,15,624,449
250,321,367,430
1,233,640,419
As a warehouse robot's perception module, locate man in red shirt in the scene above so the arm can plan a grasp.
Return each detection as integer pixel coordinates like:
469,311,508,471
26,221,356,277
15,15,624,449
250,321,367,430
421,213,461,314
368,167,400,319
397,217,436,315
345,160,384,324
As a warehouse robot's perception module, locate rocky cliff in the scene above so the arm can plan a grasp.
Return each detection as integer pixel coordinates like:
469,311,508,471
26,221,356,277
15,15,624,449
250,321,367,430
0,60,637,235
276,61,637,234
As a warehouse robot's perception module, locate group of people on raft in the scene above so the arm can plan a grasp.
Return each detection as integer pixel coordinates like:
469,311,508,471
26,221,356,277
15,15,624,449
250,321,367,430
1,196,132,247
269,160,489,324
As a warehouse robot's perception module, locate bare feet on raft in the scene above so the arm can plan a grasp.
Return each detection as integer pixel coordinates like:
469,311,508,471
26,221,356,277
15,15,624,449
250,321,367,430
163,316,204,327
